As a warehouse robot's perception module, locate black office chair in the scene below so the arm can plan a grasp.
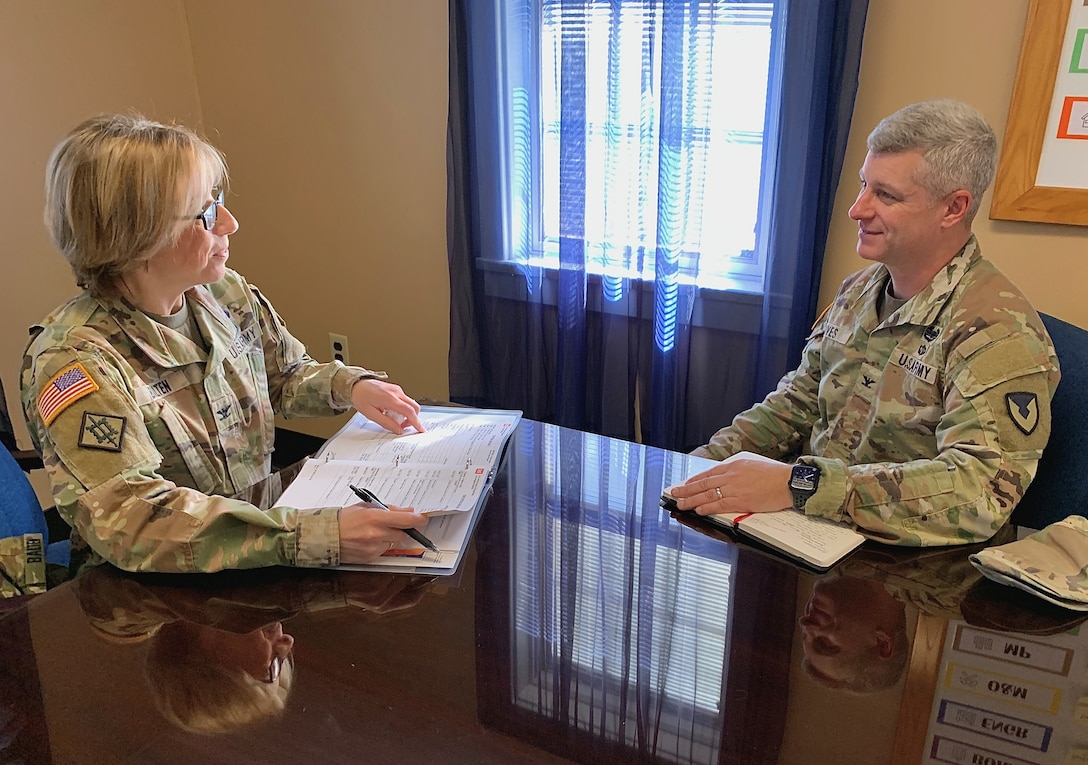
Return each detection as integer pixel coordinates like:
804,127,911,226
1009,312,1088,530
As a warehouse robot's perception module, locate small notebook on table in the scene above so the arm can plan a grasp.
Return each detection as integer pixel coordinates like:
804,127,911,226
662,451,866,572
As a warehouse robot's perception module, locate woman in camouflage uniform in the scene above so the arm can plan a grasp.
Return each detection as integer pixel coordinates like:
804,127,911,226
21,114,429,573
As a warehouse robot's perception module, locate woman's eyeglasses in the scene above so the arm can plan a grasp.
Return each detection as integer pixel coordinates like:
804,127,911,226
194,191,225,231
263,653,285,684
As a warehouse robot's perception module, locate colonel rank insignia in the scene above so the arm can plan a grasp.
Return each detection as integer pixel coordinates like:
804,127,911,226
78,412,126,452
1005,392,1039,436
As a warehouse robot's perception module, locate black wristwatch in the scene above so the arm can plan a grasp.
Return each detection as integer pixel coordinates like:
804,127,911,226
788,463,820,510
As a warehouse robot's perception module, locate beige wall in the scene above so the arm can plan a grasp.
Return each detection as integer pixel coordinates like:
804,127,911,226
0,0,204,444
183,0,450,438
823,1,1088,324
0,0,448,448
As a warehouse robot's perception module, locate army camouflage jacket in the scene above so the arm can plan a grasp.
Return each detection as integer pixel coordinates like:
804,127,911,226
694,237,1059,546
0,533,46,598
20,269,383,572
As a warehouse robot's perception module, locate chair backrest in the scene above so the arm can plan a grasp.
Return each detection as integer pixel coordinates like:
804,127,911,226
0,440,47,541
1009,312,1088,529
0,374,17,455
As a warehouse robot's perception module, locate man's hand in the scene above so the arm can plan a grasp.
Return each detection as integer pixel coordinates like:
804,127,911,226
350,378,425,434
668,456,793,515
339,503,430,564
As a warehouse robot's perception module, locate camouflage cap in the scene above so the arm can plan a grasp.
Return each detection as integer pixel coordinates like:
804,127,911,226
969,515,1088,611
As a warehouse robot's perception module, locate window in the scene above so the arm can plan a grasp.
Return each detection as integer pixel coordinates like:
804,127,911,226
493,0,780,293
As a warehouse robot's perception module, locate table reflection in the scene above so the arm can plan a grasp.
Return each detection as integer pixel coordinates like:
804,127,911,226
476,420,797,765
474,421,1088,765
70,565,438,735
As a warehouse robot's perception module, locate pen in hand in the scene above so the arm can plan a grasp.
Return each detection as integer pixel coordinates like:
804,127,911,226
348,484,440,554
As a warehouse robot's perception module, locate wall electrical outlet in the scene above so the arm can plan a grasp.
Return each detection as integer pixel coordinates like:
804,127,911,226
329,332,350,365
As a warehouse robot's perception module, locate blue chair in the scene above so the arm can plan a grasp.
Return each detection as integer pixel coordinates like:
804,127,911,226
0,438,69,567
1009,312,1088,530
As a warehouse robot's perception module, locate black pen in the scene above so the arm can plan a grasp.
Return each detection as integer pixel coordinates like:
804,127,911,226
348,484,440,553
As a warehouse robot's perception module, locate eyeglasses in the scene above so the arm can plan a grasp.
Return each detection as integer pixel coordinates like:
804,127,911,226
193,191,225,231
263,653,286,684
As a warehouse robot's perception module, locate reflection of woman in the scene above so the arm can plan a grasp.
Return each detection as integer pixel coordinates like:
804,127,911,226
145,620,295,734
21,114,428,573
74,565,435,733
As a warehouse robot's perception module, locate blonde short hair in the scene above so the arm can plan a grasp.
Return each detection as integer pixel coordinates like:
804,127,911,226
44,113,229,297
144,622,294,735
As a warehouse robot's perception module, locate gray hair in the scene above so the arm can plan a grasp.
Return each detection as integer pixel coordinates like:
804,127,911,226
44,113,229,297
867,99,996,225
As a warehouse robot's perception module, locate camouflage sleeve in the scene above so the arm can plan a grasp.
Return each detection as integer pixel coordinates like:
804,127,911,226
693,328,824,461
23,347,342,573
0,533,46,598
248,285,387,418
805,327,1058,546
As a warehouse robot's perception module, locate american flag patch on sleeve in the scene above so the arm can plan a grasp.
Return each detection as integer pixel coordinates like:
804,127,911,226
38,362,99,426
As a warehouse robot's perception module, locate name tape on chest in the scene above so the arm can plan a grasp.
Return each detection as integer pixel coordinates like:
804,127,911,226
895,351,937,384
824,323,848,345
134,369,195,406
227,326,260,359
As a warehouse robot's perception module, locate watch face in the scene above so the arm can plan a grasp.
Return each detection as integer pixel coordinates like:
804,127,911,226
790,464,820,492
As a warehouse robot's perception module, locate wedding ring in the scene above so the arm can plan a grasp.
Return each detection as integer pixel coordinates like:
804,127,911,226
714,487,723,500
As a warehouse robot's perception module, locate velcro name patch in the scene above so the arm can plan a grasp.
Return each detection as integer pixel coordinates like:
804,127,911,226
894,351,937,384
824,323,848,345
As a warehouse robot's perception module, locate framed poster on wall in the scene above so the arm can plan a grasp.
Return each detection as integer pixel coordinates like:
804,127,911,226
991,0,1088,226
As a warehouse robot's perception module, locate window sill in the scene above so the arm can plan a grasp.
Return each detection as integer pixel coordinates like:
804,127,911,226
476,258,791,337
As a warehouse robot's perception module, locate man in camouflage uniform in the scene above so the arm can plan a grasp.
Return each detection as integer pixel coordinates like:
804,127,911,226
21,114,428,573
669,100,1059,546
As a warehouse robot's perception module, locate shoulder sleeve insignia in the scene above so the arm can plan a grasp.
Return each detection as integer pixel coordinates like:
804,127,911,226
38,362,99,426
78,412,127,452
1006,392,1039,435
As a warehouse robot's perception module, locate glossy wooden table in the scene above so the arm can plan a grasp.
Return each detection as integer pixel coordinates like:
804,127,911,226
2,420,1085,765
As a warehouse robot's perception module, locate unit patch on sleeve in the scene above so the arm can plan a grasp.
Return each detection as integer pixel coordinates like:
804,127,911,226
1005,392,1039,436
78,412,127,452
38,362,99,426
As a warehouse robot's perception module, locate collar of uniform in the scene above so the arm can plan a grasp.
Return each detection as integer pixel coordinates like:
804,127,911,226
836,263,889,331
876,235,981,331
100,295,207,369
185,283,247,372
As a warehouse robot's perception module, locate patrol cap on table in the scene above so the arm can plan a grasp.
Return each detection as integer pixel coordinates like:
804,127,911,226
969,515,1088,612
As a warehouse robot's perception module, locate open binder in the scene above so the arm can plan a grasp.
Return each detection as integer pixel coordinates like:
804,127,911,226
275,406,522,575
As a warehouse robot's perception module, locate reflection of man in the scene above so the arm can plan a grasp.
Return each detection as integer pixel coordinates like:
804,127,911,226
74,565,436,733
799,575,909,694
799,528,1018,694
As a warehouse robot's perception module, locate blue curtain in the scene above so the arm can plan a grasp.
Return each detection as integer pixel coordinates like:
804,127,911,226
448,0,868,452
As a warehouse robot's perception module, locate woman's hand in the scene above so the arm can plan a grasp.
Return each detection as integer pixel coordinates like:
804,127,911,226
350,378,425,434
339,503,430,564
667,456,793,515
343,573,437,616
